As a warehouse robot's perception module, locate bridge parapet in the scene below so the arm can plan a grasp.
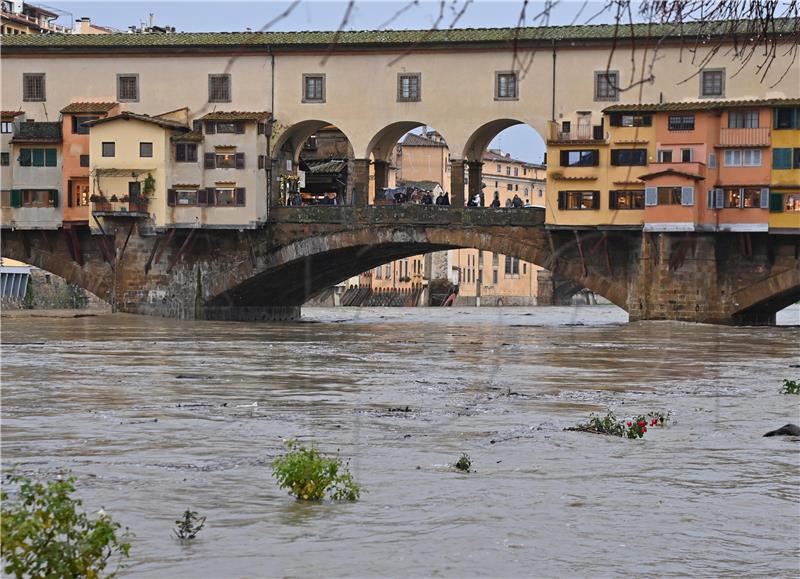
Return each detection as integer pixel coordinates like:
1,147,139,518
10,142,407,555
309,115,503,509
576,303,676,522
269,206,545,227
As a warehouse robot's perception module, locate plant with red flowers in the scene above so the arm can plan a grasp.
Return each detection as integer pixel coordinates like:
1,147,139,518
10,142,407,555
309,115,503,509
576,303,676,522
567,410,670,439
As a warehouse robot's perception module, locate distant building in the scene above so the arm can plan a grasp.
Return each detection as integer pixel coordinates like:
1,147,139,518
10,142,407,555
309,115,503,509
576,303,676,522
1,1,70,34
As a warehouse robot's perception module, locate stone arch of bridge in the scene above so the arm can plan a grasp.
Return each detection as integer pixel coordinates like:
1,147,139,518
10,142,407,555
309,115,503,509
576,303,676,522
271,119,355,163
204,225,629,311
461,118,545,162
731,266,800,323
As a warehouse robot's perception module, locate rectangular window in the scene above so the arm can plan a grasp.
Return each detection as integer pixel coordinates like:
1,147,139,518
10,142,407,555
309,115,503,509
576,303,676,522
175,143,198,163
397,73,420,102
657,150,673,163
742,188,762,208
139,142,153,158
210,187,245,207
72,115,98,135
0,152,8,166
0,122,13,134
215,152,236,169
496,164,501,173
514,167,518,176
32,149,44,167
561,121,571,134
723,149,762,167
609,113,652,127
176,190,198,206
504,256,520,276
594,70,619,101
560,150,599,167
558,190,599,210
22,73,45,101
728,110,759,128
774,106,799,129
80,154,89,168
506,166,510,175
700,69,725,97
782,193,800,212
22,189,55,207
117,74,139,102
102,142,115,157
495,72,517,99
610,149,647,166
208,74,231,103
303,74,325,102
681,148,693,163
215,122,238,134
724,188,741,208
708,152,717,168
18,148,56,167
1,190,10,208
609,190,645,209
657,187,682,205
668,115,695,131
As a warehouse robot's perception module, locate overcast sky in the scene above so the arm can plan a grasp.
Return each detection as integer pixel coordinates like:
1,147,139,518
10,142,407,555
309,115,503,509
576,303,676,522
43,1,623,162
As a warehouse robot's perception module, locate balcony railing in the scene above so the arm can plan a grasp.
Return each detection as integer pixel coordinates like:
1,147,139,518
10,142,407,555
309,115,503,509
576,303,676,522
0,10,72,33
548,121,607,142
718,127,771,147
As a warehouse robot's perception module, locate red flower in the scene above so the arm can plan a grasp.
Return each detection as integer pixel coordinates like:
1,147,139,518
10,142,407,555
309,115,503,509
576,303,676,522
642,427,647,433
626,421,632,427
638,420,646,427
651,419,658,426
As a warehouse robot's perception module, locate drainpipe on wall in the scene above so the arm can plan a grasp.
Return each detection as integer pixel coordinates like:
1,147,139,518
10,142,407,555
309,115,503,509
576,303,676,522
551,40,557,122
267,46,275,217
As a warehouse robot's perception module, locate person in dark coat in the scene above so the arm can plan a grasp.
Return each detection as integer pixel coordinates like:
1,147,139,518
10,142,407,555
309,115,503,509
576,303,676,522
490,192,501,207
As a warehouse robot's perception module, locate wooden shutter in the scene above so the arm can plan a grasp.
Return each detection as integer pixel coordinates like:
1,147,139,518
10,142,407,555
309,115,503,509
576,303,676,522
204,152,215,169
645,186,657,206
642,115,653,127
715,188,724,209
557,191,566,210
772,148,791,170
559,150,569,167
67,181,73,207
205,121,216,134
760,187,770,209
206,187,216,206
609,190,618,209
167,189,176,206
235,187,246,206
198,188,207,205
49,190,58,208
769,193,784,212
235,121,245,134
10,189,22,208
592,125,604,140
739,188,745,208
592,191,601,209
235,152,245,169
681,186,694,206
609,113,622,126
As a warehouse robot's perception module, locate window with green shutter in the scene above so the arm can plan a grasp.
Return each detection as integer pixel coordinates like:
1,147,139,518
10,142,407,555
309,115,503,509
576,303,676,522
45,148,57,167
773,148,792,170
769,193,784,212
49,190,58,208
10,189,22,207
32,149,44,167
18,149,31,167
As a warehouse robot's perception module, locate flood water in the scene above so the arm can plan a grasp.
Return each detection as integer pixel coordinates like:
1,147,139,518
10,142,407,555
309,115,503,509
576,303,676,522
2,305,799,578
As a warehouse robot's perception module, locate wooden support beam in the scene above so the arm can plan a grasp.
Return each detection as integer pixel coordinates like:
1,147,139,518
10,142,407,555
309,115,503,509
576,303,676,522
144,237,161,275
152,228,175,265
574,230,587,278
64,227,83,266
166,229,197,273
39,229,53,253
118,222,135,263
602,231,613,276
546,230,558,271
91,215,116,267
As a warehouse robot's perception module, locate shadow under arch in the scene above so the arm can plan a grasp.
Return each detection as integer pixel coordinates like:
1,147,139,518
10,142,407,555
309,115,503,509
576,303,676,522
365,121,452,162
461,118,544,162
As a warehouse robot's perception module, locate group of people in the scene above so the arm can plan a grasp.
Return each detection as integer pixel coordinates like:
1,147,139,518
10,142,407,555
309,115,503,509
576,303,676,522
383,187,452,206
285,191,340,206
488,193,526,208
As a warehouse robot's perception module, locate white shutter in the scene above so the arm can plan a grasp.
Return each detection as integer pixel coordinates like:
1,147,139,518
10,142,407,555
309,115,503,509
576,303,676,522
645,186,658,206
760,187,770,209
681,186,695,206
708,153,716,168
715,188,724,209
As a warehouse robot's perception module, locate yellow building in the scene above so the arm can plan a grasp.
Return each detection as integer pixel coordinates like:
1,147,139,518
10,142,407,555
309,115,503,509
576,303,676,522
769,103,800,233
1,1,70,35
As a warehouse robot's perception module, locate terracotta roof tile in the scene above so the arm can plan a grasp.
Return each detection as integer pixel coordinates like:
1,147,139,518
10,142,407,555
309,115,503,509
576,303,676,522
1,111,24,119
60,102,118,114
84,111,189,131
604,98,800,113
200,111,271,121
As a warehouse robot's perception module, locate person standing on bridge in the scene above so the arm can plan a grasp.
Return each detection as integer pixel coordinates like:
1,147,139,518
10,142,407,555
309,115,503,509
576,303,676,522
512,194,523,208
490,192,501,208
442,192,450,206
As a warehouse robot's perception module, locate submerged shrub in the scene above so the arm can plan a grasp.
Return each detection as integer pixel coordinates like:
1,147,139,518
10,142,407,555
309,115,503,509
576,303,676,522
0,474,131,578
173,509,206,541
454,453,472,472
780,380,800,395
272,440,362,501
569,410,669,439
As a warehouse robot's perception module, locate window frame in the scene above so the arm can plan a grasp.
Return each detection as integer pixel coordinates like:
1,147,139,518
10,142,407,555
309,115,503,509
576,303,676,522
397,73,421,102
728,110,759,128
723,148,762,167
560,149,599,167
700,68,725,98
0,152,9,166
175,142,198,163
668,115,695,131
139,142,153,158
559,190,600,210
495,71,518,100
657,186,683,205
79,154,90,168
208,73,232,103
594,70,619,102
22,73,46,102
1,121,14,134
609,189,645,210
610,148,647,166
101,142,115,158
116,73,139,102
302,73,326,103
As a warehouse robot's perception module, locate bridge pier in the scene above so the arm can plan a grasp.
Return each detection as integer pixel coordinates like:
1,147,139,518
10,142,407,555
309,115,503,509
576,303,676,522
351,158,371,206
373,160,390,200
449,159,465,206
468,161,483,205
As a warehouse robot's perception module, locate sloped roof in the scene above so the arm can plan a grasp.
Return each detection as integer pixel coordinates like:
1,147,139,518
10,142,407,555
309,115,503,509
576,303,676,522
200,111,271,121
10,122,62,143
84,111,189,131
638,168,705,181
1,111,25,119
1,19,794,51
305,159,347,174
171,130,203,142
397,179,441,191
604,98,800,113
60,102,118,114
401,133,447,147
484,149,545,168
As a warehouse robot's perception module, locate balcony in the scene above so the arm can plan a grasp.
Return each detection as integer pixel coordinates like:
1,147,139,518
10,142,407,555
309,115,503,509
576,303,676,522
0,9,72,33
718,127,771,147
547,121,607,144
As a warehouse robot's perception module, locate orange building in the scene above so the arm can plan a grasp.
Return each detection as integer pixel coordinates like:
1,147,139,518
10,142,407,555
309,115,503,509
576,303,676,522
60,102,119,225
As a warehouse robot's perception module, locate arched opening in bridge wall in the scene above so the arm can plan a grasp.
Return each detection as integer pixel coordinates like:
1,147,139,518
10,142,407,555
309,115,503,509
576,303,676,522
271,120,355,206
0,256,107,310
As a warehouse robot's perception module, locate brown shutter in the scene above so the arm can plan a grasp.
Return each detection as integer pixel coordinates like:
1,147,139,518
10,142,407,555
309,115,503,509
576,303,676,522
235,121,245,134
192,120,202,132
560,150,569,166
67,181,73,207
204,152,215,169
609,190,617,209
235,187,246,206
167,188,176,206
557,191,566,210
206,187,216,206
198,188,207,205
205,121,216,134
592,191,601,209
235,152,245,169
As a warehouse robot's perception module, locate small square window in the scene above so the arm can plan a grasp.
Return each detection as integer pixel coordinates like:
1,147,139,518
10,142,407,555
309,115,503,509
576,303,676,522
1,122,13,134
23,73,45,102
681,148,692,162
117,74,139,102
657,150,673,163
397,73,421,102
594,71,619,101
700,69,725,98
0,152,9,166
102,142,115,157
80,154,89,167
303,74,325,103
208,74,231,103
140,142,153,157
495,72,517,100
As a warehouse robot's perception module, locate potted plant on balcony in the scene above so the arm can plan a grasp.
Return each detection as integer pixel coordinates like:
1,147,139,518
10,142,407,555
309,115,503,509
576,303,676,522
91,194,112,212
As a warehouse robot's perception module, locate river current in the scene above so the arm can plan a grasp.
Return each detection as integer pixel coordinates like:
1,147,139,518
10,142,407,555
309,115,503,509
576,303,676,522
2,305,799,577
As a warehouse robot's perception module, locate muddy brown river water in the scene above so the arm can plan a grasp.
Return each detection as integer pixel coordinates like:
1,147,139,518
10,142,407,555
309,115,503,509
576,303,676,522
2,305,799,578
